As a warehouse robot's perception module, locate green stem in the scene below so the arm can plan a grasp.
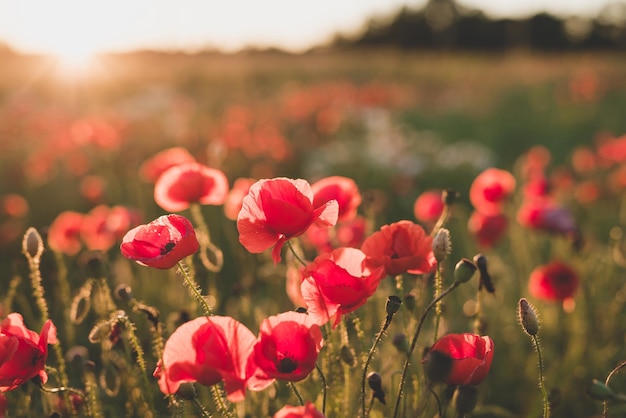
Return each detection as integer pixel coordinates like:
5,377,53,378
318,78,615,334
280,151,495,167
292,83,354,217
192,397,214,418
190,203,223,273
604,359,626,418
532,335,550,418
289,381,305,406
210,385,237,418
433,262,443,343
287,240,308,267
316,363,327,415
177,260,212,316
362,315,393,418
392,282,460,418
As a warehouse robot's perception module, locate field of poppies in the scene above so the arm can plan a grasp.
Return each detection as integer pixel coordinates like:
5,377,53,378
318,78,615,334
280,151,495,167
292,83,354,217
1,50,626,418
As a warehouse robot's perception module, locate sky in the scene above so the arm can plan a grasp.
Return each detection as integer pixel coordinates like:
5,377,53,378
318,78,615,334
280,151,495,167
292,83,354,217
0,0,619,57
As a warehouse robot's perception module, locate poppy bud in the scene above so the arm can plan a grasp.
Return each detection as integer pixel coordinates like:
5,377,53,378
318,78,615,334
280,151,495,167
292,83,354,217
367,371,386,405
392,333,410,356
587,379,616,401
442,189,459,206
385,295,403,317
453,385,479,415
22,227,44,261
340,344,357,367
518,298,539,336
432,228,452,263
473,253,495,293
454,258,477,284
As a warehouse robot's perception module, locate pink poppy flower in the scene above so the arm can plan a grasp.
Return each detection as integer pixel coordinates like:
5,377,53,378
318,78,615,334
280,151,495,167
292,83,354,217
120,214,199,269
47,211,85,256
274,402,325,418
139,147,196,183
156,316,256,402
80,205,117,252
423,333,494,386
237,178,338,263
154,162,229,212
0,313,58,392
467,211,508,248
469,168,516,215
528,261,579,301
0,194,29,218
247,311,323,391
301,247,385,327
311,176,361,222
360,220,435,276
224,178,256,221
413,190,444,224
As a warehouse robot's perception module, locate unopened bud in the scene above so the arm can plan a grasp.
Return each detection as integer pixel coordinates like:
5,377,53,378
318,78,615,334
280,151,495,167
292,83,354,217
340,344,356,367
367,372,386,405
432,228,452,263
473,253,495,293
392,333,410,355
453,385,479,415
454,258,477,284
385,295,403,317
587,379,616,401
518,298,539,336
22,227,44,261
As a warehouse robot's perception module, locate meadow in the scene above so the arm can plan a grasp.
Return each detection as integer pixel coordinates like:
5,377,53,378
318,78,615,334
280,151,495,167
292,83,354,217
1,49,626,417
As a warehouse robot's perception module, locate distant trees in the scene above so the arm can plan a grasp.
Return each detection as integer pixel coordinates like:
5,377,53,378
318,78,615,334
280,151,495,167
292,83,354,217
336,0,626,51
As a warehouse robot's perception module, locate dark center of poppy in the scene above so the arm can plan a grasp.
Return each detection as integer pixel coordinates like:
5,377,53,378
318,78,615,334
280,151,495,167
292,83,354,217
277,357,298,373
160,241,176,255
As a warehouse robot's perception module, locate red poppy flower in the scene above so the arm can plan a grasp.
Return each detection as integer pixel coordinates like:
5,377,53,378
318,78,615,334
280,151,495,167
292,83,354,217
528,261,579,301
156,315,256,402
304,216,368,254
106,206,141,240
274,401,325,418
301,247,385,327
469,168,516,215
311,176,361,222
360,220,435,276
120,214,199,269
247,311,323,391
413,190,444,224
0,313,58,392
47,211,85,256
224,178,256,221
139,147,196,183
154,162,229,212
1,194,29,218
80,205,117,252
516,199,577,236
423,333,494,386
237,178,339,263
467,211,508,248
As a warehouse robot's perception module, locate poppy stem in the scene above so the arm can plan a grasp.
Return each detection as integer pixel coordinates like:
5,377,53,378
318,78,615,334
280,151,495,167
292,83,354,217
177,260,212,316
210,385,237,418
287,240,308,267
392,282,460,418
190,203,224,273
192,397,214,418
315,363,327,415
433,262,443,343
288,381,305,406
604,360,626,418
532,335,550,418
362,313,394,417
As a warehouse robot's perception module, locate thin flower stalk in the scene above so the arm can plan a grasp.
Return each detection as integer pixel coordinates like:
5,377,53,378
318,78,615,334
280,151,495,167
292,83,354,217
177,260,212,316
533,335,550,418
190,203,224,273
603,360,626,418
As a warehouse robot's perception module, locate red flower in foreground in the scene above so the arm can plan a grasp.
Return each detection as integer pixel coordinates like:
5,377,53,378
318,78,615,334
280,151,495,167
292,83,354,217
47,211,85,256
470,168,516,215
301,247,385,327
274,402,325,418
120,214,199,269
361,220,435,276
139,147,196,183
154,162,229,212
311,176,361,222
423,333,494,386
413,190,444,224
0,313,58,392
528,261,579,301
237,178,338,263
156,316,256,402
247,312,323,391
467,211,508,248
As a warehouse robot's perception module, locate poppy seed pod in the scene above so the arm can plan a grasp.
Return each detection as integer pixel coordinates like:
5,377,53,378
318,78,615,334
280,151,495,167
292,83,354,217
385,295,403,316
22,227,44,261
